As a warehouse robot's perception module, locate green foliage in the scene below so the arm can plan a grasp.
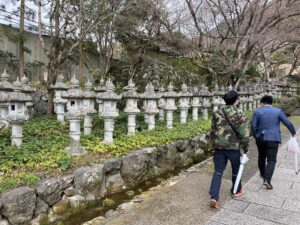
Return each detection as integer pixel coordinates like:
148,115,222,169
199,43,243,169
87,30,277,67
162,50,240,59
57,155,72,171
0,173,40,192
273,96,299,116
82,114,211,157
0,114,211,192
0,117,71,191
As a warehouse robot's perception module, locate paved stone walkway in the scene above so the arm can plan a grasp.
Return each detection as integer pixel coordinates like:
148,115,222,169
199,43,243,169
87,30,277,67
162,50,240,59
206,129,300,225
87,117,300,225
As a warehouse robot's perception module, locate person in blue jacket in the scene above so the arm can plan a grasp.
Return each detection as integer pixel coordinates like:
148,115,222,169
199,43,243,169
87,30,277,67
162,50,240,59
251,95,296,189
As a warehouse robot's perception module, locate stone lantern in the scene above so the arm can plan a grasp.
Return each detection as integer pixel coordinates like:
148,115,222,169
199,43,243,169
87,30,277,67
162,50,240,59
178,83,192,124
191,87,201,121
292,84,297,96
83,80,97,136
0,70,14,125
212,84,222,112
98,79,122,143
276,82,283,98
142,83,149,124
51,74,69,124
123,79,140,135
140,82,160,130
220,86,226,107
20,76,35,119
8,79,32,146
163,83,178,129
0,92,9,128
252,85,259,109
247,86,254,111
158,86,166,121
94,78,105,117
199,85,211,120
238,86,246,110
62,76,86,156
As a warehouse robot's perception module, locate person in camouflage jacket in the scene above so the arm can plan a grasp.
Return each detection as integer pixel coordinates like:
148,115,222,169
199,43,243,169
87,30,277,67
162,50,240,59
209,90,249,209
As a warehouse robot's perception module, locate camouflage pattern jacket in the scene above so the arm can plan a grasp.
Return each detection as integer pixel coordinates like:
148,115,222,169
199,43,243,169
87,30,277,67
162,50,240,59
210,105,249,153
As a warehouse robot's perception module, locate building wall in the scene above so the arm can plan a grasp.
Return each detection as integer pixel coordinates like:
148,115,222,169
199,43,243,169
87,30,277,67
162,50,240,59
0,24,95,83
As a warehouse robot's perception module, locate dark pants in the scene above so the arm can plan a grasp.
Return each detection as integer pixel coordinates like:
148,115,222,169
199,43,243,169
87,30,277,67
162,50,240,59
255,136,279,181
209,149,242,200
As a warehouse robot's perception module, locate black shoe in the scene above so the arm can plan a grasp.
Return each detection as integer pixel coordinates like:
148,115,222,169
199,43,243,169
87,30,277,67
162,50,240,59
263,180,273,189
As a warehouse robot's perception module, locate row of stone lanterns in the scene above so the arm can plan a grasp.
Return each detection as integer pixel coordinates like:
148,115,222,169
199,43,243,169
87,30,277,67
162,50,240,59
0,70,287,153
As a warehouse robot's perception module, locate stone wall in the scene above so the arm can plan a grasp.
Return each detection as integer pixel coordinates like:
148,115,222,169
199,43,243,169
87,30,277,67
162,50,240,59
0,134,208,225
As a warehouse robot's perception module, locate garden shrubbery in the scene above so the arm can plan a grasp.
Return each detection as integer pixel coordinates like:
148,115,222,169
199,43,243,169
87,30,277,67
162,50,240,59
0,112,211,192
273,96,300,116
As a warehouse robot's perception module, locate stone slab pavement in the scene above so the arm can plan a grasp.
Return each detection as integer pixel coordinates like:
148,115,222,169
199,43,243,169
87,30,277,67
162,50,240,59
97,116,300,225
206,126,300,225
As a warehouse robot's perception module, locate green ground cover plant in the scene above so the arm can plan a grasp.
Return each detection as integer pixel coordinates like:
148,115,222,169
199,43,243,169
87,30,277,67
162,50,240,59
0,112,211,192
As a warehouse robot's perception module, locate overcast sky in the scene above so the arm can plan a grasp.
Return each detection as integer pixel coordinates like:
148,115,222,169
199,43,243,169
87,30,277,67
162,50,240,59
0,0,50,34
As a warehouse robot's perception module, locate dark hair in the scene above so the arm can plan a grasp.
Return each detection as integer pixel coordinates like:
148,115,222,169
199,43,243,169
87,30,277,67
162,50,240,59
260,95,273,104
224,90,238,105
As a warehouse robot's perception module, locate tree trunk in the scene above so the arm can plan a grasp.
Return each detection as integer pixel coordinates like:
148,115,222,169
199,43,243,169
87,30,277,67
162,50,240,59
47,88,55,115
78,41,84,85
78,0,84,86
19,0,25,79
46,65,58,115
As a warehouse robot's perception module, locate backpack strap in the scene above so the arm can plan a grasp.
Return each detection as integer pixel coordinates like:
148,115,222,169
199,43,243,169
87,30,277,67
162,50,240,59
221,108,241,139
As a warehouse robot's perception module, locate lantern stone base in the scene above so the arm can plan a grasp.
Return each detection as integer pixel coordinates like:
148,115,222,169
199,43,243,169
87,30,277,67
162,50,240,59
202,108,208,120
166,110,174,129
65,146,86,156
147,114,156,130
11,121,23,147
103,118,115,143
179,108,188,124
56,103,65,124
192,107,199,121
159,109,164,121
84,114,93,136
127,114,137,135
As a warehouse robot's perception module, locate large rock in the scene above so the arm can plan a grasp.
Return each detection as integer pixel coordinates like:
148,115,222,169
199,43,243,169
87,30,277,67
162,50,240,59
52,196,69,215
0,220,9,225
177,150,193,167
175,140,190,152
103,158,121,175
82,216,106,225
105,172,125,194
74,165,105,198
0,187,36,224
31,91,48,116
34,100,48,115
196,135,209,152
68,195,86,209
36,175,74,205
156,143,179,172
142,147,160,179
120,151,150,186
34,197,49,216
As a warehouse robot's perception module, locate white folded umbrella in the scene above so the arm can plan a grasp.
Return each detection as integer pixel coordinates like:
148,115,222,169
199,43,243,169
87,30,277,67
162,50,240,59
295,152,299,175
233,154,249,194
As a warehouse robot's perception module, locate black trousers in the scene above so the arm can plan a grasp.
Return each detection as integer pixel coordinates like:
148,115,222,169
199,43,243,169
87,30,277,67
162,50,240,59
255,136,279,181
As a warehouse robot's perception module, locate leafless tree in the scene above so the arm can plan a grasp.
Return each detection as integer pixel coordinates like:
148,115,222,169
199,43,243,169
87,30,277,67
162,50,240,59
37,0,125,114
184,0,300,88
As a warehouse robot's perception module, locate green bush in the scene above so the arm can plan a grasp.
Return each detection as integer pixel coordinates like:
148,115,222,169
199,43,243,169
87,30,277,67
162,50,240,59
0,113,211,192
272,96,299,116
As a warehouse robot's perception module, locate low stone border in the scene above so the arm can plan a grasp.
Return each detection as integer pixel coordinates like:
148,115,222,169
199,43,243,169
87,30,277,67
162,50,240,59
0,135,208,225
